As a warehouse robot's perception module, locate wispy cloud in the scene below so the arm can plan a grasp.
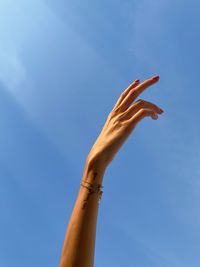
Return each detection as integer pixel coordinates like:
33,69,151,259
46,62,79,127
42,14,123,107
0,47,26,91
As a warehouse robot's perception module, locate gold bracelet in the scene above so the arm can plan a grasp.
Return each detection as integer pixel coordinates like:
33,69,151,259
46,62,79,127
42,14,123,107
80,180,104,205
81,180,103,192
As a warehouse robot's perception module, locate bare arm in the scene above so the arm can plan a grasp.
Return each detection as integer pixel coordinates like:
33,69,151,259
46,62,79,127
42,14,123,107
59,75,164,267
59,161,105,267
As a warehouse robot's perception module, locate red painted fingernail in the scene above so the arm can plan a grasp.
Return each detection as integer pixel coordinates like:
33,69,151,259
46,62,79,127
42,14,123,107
152,75,160,81
135,79,140,83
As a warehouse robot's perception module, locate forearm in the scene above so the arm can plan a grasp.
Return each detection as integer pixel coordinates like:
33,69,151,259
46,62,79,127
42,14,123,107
60,159,106,267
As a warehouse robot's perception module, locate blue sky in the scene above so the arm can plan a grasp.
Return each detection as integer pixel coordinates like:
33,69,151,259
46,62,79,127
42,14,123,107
0,0,200,266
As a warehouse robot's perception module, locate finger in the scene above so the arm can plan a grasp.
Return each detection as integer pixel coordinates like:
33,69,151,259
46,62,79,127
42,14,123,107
113,79,140,110
119,75,160,111
120,99,163,120
133,75,160,100
125,108,158,128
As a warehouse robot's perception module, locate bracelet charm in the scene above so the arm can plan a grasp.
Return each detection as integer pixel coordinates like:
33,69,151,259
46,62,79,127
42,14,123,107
80,180,104,209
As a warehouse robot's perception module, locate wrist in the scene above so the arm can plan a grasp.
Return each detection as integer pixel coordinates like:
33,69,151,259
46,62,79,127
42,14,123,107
83,156,106,185
86,150,108,172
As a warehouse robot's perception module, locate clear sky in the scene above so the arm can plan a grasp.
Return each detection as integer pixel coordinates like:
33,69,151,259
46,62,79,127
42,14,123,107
0,0,200,266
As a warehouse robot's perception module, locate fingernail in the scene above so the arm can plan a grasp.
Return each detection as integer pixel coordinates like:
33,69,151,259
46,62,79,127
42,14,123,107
135,79,140,83
152,75,160,81
152,113,158,120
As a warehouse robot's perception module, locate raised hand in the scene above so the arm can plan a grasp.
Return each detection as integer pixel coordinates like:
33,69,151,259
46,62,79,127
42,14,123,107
86,75,164,170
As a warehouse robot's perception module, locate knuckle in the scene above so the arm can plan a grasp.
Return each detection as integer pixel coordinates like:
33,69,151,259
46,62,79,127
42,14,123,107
121,91,126,97
140,108,151,116
148,101,156,108
135,99,144,107
136,98,144,103
118,92,125,101
140,108,146,113
108,111,115,120
109,110,123,124
146,102,158,112
130,89,137,96
112,106,121,115
117,112,126,121
153,105,159,111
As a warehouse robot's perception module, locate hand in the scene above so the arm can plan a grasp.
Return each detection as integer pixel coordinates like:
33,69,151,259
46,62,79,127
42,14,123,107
86,75,164,170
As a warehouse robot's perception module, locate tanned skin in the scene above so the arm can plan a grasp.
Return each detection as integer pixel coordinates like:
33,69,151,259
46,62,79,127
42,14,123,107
59,75,164,267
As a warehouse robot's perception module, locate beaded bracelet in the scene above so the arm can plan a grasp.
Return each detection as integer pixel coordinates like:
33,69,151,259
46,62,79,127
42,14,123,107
80,180,104,206
81,179,103,192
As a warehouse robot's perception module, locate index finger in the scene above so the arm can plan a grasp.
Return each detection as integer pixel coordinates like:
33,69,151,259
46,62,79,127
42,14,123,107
133,75,160,99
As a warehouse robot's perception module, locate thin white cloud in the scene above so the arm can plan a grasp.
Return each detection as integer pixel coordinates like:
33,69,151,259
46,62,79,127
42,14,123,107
0,47,26,90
